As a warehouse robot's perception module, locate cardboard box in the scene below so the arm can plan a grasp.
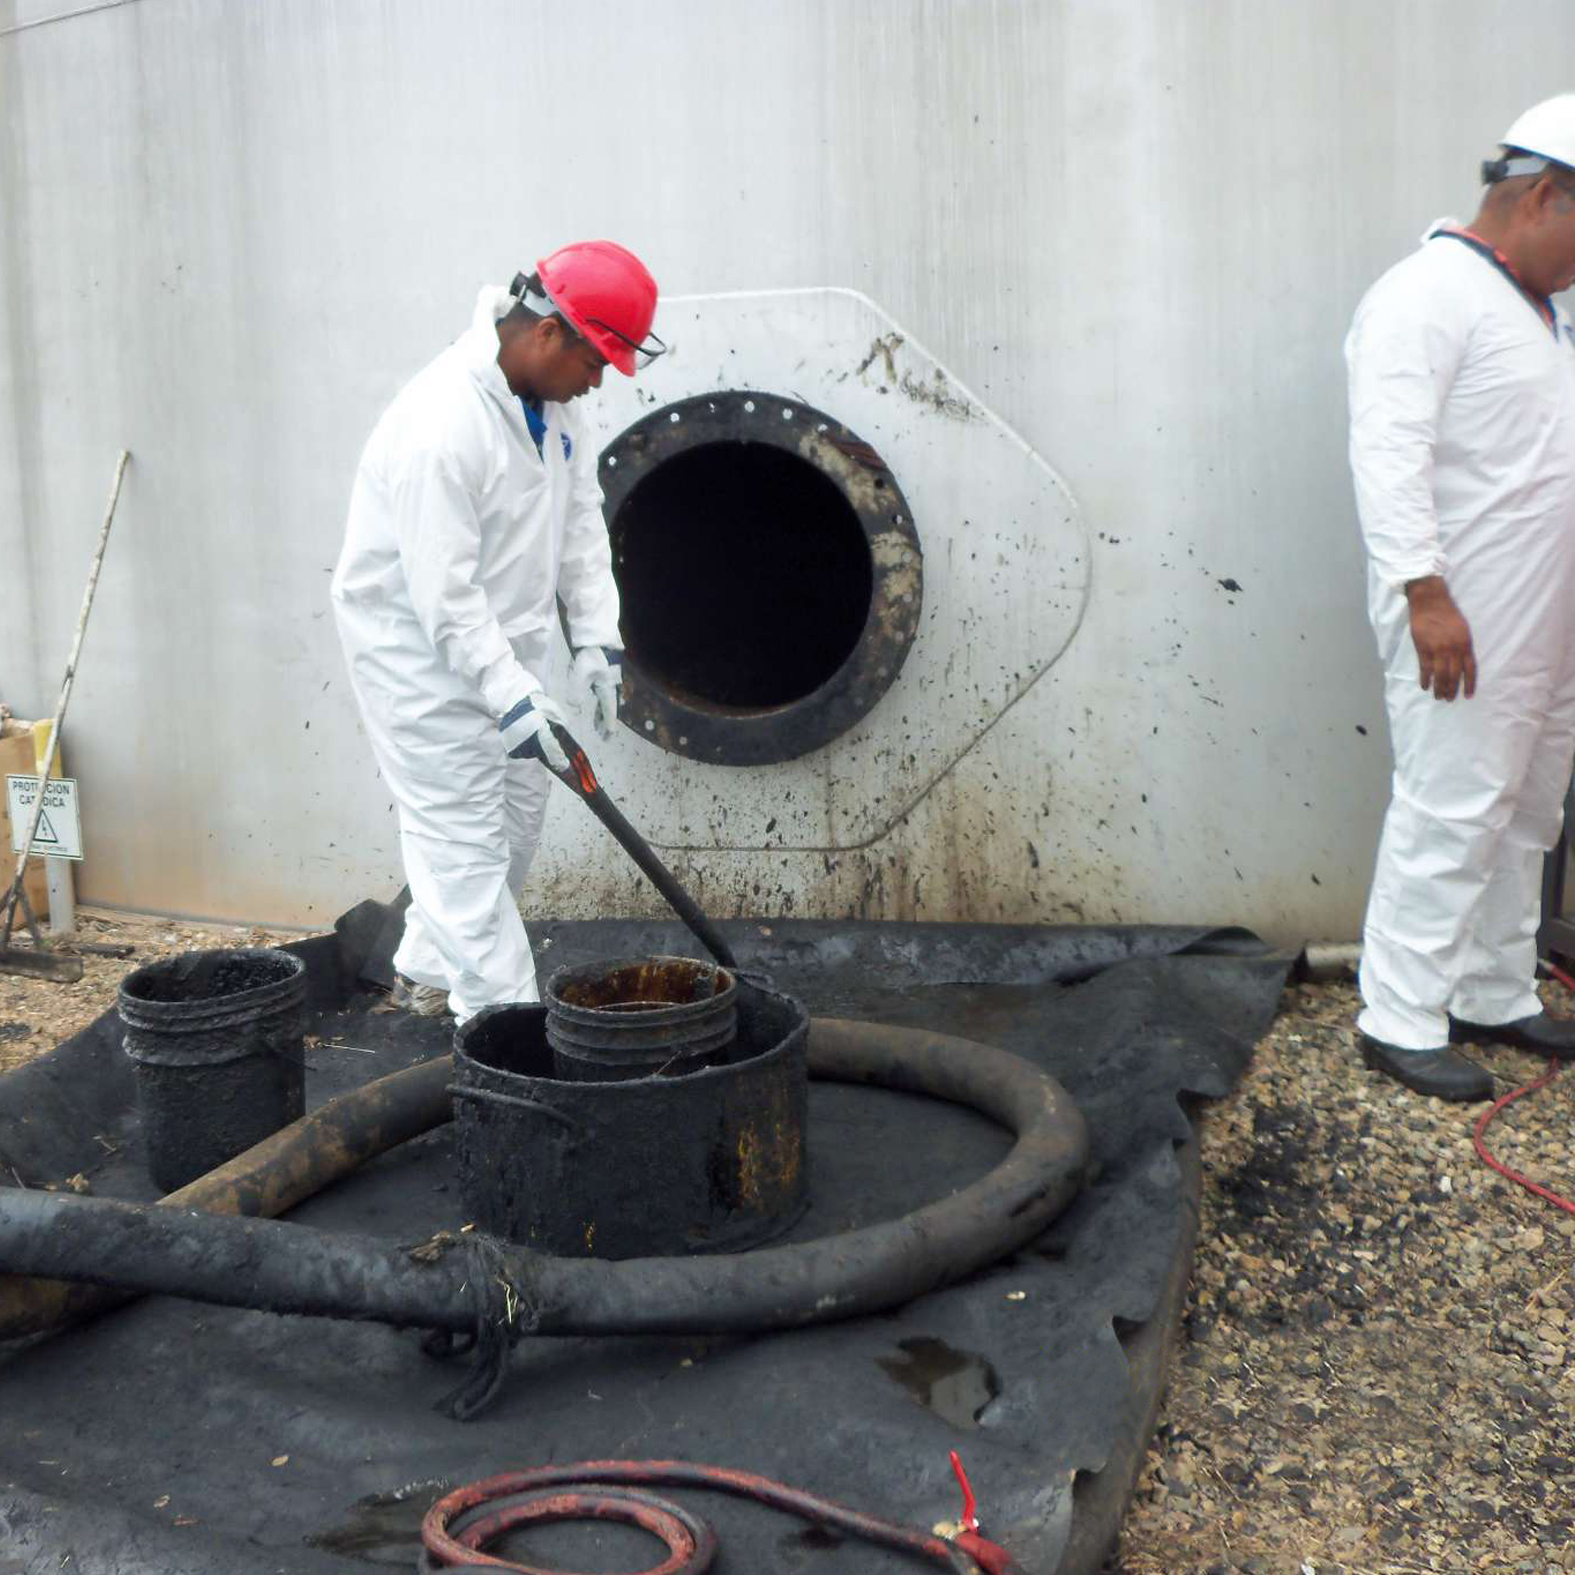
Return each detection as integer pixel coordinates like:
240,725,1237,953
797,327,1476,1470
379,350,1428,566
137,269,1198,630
0,722,50,923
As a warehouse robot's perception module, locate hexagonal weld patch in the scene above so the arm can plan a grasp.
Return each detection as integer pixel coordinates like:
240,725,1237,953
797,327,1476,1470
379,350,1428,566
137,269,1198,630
580,289,1089,853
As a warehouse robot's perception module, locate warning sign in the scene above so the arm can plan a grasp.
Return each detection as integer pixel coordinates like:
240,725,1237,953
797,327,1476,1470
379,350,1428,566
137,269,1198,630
6,776,84,861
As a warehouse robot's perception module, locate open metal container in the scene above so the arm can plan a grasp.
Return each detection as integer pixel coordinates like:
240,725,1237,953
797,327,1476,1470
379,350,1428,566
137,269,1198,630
452,972,808,1258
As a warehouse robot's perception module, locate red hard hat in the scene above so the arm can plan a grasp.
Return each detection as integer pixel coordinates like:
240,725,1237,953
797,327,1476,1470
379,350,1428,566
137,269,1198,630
536,240,661,376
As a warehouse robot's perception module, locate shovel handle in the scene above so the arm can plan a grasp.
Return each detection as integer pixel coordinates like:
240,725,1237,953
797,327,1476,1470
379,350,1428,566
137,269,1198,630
547,724,738,972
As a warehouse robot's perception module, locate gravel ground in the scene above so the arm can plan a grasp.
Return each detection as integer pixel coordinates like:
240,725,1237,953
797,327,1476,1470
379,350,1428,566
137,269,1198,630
3,916,1573,1573
1117,971,1575,1575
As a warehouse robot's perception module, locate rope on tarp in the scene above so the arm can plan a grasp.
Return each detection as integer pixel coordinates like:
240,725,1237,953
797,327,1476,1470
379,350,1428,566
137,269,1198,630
420,1232,543,1421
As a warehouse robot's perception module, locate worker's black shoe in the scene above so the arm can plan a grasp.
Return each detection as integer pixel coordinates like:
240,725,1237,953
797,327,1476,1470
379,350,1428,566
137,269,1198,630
1449,1011,1575,1060
1358,1036,1493,1101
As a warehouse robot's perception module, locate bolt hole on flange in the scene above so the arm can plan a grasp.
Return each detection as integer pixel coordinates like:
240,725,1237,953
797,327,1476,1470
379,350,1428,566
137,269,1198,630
600,391,923,766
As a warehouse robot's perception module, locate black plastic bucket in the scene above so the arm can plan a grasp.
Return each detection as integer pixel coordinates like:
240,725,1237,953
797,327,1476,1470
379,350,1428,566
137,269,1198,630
545,955,737,1081
118,947,307,1192
453,977,808,1257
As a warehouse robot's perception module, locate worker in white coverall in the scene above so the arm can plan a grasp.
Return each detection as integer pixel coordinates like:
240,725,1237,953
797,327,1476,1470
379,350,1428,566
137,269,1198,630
331,242,664,1022
1347,95,1575,1100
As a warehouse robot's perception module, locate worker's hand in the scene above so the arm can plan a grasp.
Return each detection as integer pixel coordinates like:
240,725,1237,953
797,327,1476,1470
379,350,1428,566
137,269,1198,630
1406,576,1477,701
571,646,624,741
499,692,571,772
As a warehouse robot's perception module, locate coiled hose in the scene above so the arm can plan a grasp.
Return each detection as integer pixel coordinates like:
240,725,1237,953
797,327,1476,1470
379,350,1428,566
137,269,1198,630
0,1018,1088,1431
418,1457,1024,1574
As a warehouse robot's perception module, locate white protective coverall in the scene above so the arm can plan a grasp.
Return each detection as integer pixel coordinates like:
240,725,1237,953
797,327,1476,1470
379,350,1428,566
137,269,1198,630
1347,223,1575,1049
331,287,621,1020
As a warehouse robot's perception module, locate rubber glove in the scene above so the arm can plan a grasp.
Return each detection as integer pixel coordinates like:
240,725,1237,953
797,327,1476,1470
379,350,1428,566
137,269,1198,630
571,646,624,741
498,692,569,772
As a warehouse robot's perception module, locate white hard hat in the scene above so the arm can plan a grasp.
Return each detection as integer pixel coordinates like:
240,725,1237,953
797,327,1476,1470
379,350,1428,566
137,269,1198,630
1500,93,1575,170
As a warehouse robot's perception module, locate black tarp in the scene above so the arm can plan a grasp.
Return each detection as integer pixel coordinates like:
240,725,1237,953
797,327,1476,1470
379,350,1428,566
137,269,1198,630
0,916,1290,1575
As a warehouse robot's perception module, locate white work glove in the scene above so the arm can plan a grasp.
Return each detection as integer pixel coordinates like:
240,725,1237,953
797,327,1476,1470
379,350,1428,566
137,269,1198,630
498,692,569,772
571,646,624,741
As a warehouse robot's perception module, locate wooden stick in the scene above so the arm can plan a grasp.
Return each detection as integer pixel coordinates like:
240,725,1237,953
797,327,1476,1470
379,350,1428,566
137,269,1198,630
1,450,131,950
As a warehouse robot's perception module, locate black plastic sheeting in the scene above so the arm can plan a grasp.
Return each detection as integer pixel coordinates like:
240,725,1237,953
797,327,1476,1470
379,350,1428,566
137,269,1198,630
0,915,1290,1575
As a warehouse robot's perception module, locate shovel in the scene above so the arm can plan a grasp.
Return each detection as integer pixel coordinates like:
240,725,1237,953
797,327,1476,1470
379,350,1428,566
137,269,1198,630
544,722,737,971
367,724,739,989
1,451,131,983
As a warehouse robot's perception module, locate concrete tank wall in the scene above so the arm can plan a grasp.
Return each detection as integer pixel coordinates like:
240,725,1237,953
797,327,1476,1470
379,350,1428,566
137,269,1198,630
2,0,1572,942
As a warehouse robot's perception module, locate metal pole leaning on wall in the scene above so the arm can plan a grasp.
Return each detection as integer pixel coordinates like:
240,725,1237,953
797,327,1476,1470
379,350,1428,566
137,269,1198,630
0,450,130,977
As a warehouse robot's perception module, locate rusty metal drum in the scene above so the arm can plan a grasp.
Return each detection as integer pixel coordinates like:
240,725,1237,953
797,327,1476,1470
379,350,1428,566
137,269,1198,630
451,974,808,1258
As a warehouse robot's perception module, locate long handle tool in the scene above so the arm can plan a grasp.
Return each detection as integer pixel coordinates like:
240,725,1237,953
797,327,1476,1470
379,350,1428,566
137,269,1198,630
0,450,131,983
546,722,737,970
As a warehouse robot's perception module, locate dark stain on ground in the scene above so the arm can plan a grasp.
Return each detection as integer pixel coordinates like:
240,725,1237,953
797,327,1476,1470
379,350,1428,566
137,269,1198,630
1214,1101,1322,1248
787,1525,844,1550
0,1021,32,1043
775,1522,846,1571
304,1482,449,1566
1205,1099,1388,1334
876,1335,1001,1428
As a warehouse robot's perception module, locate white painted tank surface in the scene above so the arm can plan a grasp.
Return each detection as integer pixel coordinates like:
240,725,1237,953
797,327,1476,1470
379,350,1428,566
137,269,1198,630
3,0,1574,942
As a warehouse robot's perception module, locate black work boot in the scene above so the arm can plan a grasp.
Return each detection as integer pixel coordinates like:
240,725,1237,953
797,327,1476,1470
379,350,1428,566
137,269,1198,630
1358,1036,1494,1101
1449,1012,1575,1060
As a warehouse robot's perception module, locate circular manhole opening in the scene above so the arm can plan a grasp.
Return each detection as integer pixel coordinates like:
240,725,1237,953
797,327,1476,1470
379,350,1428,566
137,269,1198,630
600,392,922,765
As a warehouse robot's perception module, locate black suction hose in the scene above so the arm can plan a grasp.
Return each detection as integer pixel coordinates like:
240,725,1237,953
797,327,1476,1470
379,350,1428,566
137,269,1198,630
0,1018,1087,1354
0,1055,454,1340
0,747,1092,1426
547,722,738,970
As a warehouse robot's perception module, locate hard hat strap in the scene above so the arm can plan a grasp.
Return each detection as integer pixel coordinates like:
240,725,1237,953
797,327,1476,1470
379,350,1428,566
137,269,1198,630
507,271,575,329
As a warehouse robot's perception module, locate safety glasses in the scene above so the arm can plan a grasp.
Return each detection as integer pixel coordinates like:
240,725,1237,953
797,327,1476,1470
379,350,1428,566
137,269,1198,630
1482,152,1552,184
583,316,668,370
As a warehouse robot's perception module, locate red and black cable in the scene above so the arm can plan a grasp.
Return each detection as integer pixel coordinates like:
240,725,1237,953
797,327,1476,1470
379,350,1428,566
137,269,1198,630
420,1454,1023,1574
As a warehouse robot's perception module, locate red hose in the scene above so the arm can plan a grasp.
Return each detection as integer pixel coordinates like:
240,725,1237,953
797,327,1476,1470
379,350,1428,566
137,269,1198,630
1472,961,1575,1218
421,1459,1022,1574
